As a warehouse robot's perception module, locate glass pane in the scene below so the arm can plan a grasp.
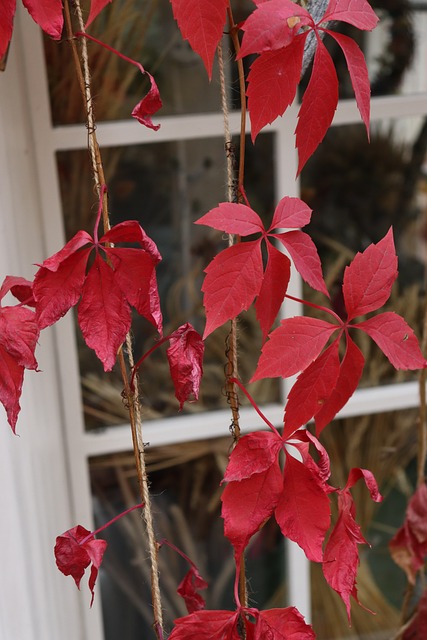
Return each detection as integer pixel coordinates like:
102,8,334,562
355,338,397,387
89,437,287,639
44,0,255,125
300,116,427,386
311,408,418,639
299,2,427,99
56,134,280,429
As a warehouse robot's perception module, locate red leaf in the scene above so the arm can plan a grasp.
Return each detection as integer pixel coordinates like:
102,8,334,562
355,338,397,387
131,70,162,131
34,249,91,329
170,0,228,79
343,228,397,320
22,0,63,40
323,491,365,621
315,335,364,435
255,607,315,640
78,254,132,371
269,196,313,230
54,525,107,607
247,34,306,142
323,0,379,30
292,429,331,486
0,306,39,370
296,38,338,174
251,317,337,381
86,0,112,28
327,31,370,135
169,609,240,640
107,247,163,334
196,203,264,236
222,464,283,557
177,566,208,614
390,484,427,585
0,347,25,433
284,340,341,436
38,230,92,272
166,323,204,409
202,241,263,338
345,467,382,502
275,452,330,562
223,431,283,482
100,220,162,264
275,230,329,296
255,244,291,342
354,312,427,370
239,0,312,58
0,275,36,307
0,0,15,59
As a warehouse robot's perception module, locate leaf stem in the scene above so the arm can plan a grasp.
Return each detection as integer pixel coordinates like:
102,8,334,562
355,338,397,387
284,292,343,324
158,538,197,570
93,184,107,245
75,31,147,76
130,335,171,391
81,503,144,545
229,378,281,438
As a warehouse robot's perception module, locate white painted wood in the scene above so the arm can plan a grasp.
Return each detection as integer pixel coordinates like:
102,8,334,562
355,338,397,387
0,19,85,640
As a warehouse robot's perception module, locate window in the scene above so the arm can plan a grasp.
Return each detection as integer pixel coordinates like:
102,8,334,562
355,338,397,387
11,1,427,638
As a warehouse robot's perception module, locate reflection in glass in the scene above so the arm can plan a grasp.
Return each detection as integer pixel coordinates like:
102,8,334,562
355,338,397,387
90,438,286,639
311,408,418,639
301,117,427,386
56,134,279,429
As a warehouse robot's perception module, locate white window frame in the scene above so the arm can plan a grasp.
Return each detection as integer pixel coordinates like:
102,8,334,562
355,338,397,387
1,5,425,639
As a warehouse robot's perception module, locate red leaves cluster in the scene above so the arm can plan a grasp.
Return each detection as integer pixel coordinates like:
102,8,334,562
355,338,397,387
253,229,426,435
221,420,382,618
33,218,162,372
196,197,327,339
0,276,39,432
170,605,315,640
389,483,427,585
240,0,379,171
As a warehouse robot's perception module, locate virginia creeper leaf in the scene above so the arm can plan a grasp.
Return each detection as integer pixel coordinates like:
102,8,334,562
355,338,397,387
354,313,427,370
166,323,204,409
177,565,208,614
54,525,107,607
169,609,241,640
78,254,132,372
322,0,379,30
345,467,382,502
196,203,264,236
270,196,313,230
323,491,366,621
0,275,39,432
34,221,162,371
170,0,228,79
239,0,312,58
255,244,291,343
131,70,162,131
292,429,331,486
343,228,397,320
0,275,36,307
202,241,263,338
315,335,364,435
0,0,15,59
295,38,339,174
390,483,427,585
223,431,283,482
326,31,370,134
247,35,306,142
0,348,25,433
86,0,113,28
255,607,316,640
275,230,329,297
22,0,63,40
251,317,338,381
222,463,283,557
283,340,341,435
275,452,330,562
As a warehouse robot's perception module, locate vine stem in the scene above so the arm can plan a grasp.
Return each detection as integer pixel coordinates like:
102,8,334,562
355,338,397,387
64,2,163,636
217,30,249,614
